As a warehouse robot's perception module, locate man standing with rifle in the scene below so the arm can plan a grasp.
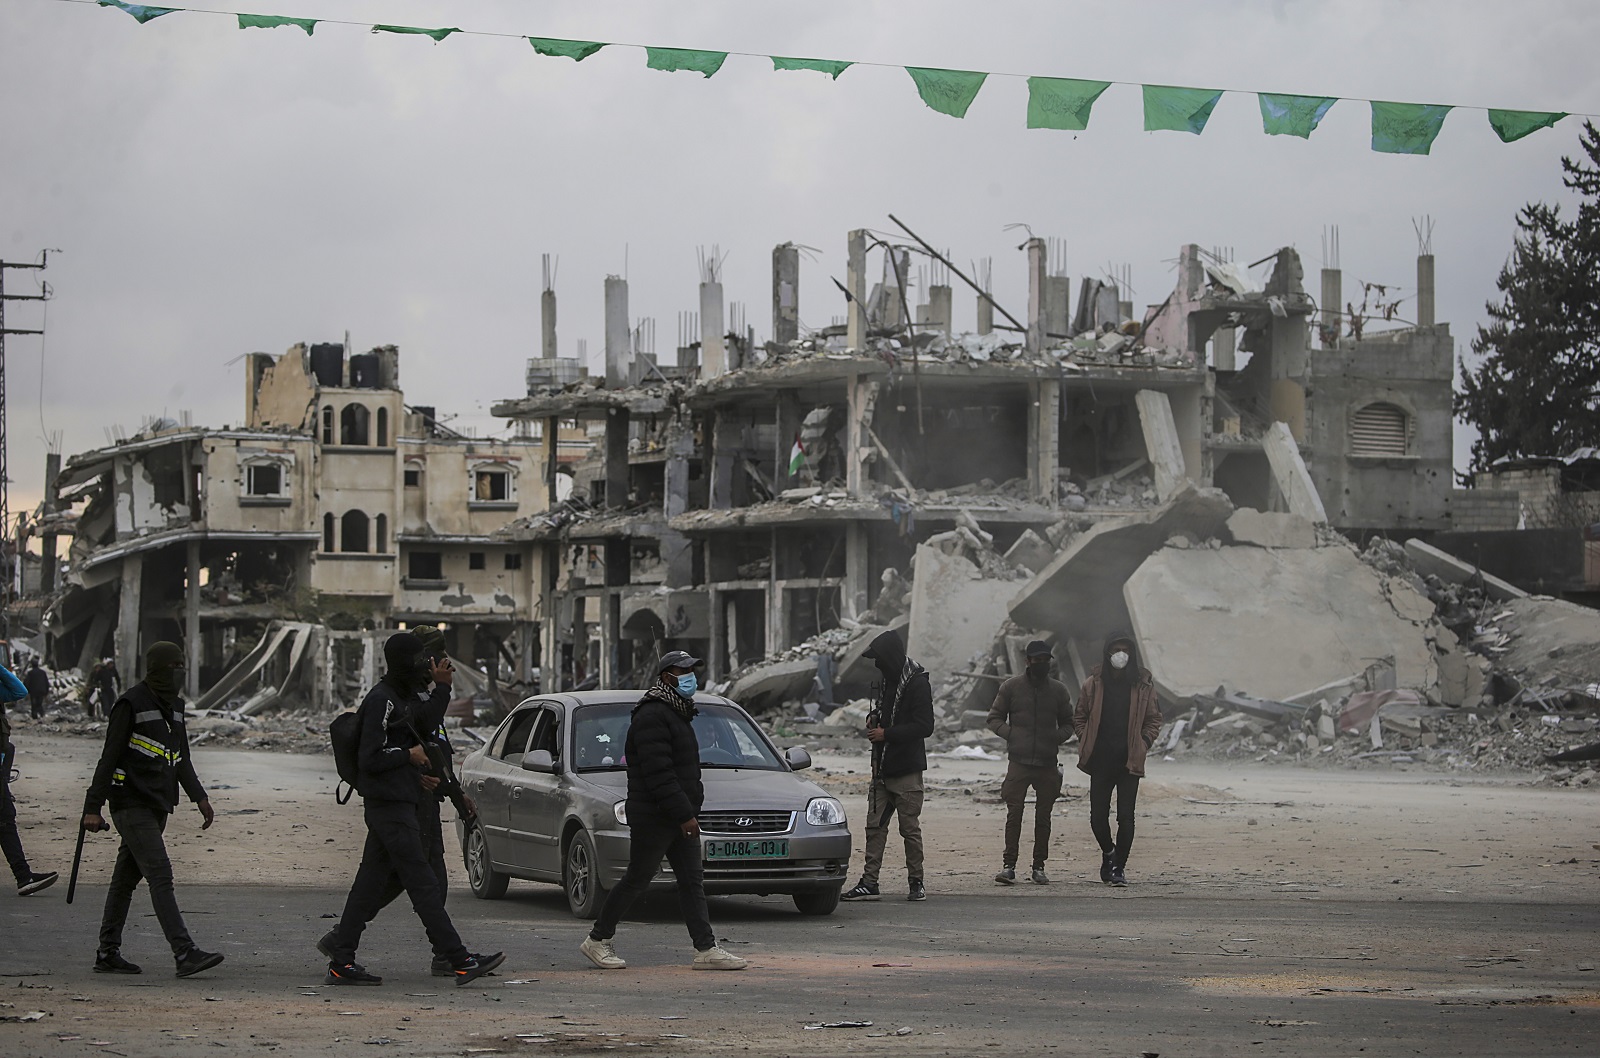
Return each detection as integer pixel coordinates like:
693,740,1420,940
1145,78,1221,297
317,626,476,978
80,641,224,978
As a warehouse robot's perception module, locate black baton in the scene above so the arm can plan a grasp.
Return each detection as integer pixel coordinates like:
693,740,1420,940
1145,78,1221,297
66,822,88,904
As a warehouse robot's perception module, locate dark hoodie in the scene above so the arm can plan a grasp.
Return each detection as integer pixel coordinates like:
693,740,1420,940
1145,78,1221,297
864,630,934,779
353,633,431,804
1073,631,1163,777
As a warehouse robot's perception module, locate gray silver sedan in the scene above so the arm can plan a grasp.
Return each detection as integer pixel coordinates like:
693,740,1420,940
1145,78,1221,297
455,691,852,918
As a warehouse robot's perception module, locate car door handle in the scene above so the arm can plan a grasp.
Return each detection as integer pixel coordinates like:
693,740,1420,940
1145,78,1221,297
512,788,522,799
475,780,486,792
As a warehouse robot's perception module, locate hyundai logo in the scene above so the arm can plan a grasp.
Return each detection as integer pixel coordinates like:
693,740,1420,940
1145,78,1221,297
735,817,754,828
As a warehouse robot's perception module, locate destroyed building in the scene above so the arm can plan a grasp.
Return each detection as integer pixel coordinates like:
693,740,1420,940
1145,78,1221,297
46,343,547,705
493,227,1473,697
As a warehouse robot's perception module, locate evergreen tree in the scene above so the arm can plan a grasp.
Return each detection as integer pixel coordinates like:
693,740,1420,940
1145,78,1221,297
1457,121,1600,470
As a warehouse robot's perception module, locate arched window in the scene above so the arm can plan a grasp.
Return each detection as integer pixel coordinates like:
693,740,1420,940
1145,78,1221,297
340,403,371,446
341,510,370,553
321,406,334,445
1349,402,1411,457
322,512,335,552
375,513,388,554
376,407,389,447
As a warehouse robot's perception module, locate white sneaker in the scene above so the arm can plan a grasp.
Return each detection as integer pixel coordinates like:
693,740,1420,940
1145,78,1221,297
580,936,626,969
691,945,748,971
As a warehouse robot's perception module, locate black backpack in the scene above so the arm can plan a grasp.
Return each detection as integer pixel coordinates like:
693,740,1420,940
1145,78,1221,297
330,710,361,804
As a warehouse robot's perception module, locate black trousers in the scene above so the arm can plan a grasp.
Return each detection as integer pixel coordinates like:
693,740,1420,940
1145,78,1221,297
99,804,194,957
330,800,467,965
1088,767,1141,867
0,744,34,884
589,819,714,951
28,692,44,720
358,798,449,924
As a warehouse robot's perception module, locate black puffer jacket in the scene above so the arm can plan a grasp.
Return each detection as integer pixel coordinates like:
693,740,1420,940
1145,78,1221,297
354,678,426,805
624,686,704,827
865,630,935,779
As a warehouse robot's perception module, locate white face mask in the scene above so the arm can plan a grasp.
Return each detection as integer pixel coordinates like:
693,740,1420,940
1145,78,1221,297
1109,650,1130,671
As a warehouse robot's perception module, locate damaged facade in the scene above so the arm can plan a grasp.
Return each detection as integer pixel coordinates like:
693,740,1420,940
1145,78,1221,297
47,343,546,706
493,226,1475,702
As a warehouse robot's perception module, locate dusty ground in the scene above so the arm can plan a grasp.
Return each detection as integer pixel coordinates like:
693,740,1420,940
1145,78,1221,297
2,733,1598,1056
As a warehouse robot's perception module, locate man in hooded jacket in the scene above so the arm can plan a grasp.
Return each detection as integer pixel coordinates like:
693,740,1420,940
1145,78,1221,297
987,640,1073,885
322,632,503,987
82,641,223,977
1073,632,1163,886
842,630,934,902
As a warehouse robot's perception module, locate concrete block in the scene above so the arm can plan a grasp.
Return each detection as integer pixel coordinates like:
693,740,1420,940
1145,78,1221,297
1403,538,1527,602
1125,544,1435,703
1261,421,1328,523
1003,529,1055,574
908,543,1017,692
1135,389,1189,503
1225,508,1315,549
959,709,990,731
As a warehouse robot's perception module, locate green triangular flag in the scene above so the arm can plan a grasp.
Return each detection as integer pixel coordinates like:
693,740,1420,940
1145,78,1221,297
646,47,728,78
97,1,177,24
529,38,606,61
238,13,317,35
1371,101,1452,155
771,56,853,80
372,25,461,44
1026,76,1111,130
1487,108,1566,144
1142,84,1223,134
788,438,806,475
1258,93,1336,138
906,67,988,119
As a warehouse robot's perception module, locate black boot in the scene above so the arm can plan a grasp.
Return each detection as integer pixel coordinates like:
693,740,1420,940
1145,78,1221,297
1099,851,1115,885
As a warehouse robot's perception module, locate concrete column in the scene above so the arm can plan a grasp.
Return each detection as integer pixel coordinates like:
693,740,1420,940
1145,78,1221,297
1025,237,1046,355
1262,421,1329,522
846,230,868,351
772,243,800,347
1320,267,1342,347
845,375,878,498
604,408,630,508
1416,254,1435,328
1134,389,1189,502
976,293,994,336
541,288,558,359
1212,326,1236,371
774,390,802,492
1043,275,1071,341
40,452,60,594
604,592,621,689
660,419,694,587
76,611,112,674
1027,379,1061,505
538,546,558,690
185,539,202,699
115,554,143,682
927,285,953,336
707,586,724,682
700,281,726,377
544,416,560,508
710,411,736,510
843,522,870,621
604,276,629,387
766,530,785,656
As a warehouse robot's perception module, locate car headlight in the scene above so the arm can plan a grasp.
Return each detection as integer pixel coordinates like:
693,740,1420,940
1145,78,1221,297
613,800,628,826
805,797,845,827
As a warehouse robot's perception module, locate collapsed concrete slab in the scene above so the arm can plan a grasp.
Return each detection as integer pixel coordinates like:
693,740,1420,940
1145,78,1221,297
1493,596,1600,692
1134,389,1188,502
1009,484,1234,639
1225,508,1315,549
1403,538,1527,602
908,544,1016,691
1125,544,1436,702
1003,529,1055,574
1262,421,1328,523
727,656,820,711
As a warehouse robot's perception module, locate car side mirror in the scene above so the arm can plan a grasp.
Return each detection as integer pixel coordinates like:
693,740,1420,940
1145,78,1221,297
784,746,812,771
520,749,555,773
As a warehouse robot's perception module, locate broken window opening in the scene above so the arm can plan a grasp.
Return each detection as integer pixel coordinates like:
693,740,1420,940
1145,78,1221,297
473,467,512,504
408,550,443,581
469,552,486,571
375,406,389,447
245,462,283,497
321,405,334,445
322,512,335,553
1349,402,1411,458
504,551,523,571
404,467,421,488
340,510,370,553
340,403,371,446
375,513,388,553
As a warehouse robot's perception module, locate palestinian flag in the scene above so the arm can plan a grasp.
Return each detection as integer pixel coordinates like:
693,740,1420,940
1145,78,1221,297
788,437,806,475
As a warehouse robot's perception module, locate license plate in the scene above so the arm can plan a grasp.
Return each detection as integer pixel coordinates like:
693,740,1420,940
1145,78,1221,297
704,838,789,860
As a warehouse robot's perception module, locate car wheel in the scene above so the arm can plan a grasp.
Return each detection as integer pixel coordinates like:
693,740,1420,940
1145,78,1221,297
564,828,606,919
465,822,509,900
793,886,841,916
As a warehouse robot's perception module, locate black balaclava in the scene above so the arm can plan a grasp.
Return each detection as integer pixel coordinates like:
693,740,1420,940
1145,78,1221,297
1101,631,1140,683
145,641,185,700
1027,658,1050,686
864,629,907,678
383,632,429,696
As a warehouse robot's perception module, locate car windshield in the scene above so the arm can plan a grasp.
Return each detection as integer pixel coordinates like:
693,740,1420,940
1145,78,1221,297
571,701,784,772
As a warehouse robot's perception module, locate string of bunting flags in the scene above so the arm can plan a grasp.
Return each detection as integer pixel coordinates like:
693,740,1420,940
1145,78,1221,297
81,0,1579,155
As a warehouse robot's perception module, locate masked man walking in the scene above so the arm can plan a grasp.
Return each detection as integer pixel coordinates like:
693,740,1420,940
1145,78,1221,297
841,629,934,903
988,640,1073,885
1074,633,1163,886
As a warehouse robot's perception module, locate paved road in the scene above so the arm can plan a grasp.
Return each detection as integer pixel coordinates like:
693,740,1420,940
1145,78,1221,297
4,877,1597,1057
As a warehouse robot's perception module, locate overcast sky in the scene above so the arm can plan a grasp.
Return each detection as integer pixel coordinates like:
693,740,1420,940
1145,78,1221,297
4,0,1597,519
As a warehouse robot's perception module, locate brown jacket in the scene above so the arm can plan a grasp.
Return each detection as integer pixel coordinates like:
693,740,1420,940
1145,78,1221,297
986,673,1073,767
1072,665,1163,776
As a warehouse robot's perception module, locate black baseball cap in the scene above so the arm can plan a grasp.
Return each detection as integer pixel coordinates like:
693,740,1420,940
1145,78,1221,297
658,650,701,672
1025,640,1053,658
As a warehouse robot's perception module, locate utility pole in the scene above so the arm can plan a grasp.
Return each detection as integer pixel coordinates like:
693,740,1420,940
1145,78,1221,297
0,252,52,640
